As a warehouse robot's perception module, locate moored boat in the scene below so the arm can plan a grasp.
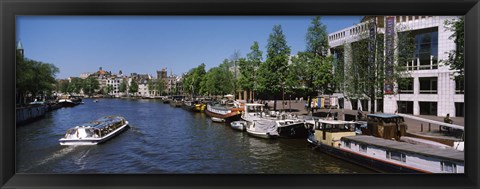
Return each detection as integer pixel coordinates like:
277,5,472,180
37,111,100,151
276,117,308,138
170,95,184,107
58,96,83,107
183,100,205,112
211,117,225,123
230,121,246,131
242,103,279,139
204,102,243,123
59,116,129,145
307,117,464,173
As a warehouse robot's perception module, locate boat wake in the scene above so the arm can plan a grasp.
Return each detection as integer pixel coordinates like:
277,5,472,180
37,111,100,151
74,148,91,170
25,146,79,172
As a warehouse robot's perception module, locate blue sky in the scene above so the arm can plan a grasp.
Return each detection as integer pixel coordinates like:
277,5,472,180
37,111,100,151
17,16,362,79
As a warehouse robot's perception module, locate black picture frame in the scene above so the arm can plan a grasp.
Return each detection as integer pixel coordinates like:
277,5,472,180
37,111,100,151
1,0,479,188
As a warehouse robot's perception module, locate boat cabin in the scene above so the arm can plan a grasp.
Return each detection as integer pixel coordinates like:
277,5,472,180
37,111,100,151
365,114,407,140
63,116,126,139
340,135,464,173
313,119,356,148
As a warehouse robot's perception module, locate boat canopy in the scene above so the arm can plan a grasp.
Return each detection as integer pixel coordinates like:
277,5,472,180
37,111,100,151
78,116,126,129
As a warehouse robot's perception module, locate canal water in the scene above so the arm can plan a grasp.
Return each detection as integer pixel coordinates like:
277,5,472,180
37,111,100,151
16,98,374,174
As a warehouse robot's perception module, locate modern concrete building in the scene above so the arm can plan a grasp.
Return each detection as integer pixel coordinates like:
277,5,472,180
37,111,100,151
328,16,463,117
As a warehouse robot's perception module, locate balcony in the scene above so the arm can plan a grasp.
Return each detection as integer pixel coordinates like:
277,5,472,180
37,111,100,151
403,56,438,71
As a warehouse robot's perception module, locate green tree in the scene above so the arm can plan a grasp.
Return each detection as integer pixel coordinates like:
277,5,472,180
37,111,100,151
344,19,413,113
200,61,235,96
183,63,206,98
238,41,263,101
257,24,291,110
58,79,70,94
219,59,235,95
129,79,139,96
443,16,464,90
16,54,59,104
119,80,128,95
156,79,165,96
68,77,84,95
83,77,99,97
288,16,334,114
147,80,155,96
106,84,113,96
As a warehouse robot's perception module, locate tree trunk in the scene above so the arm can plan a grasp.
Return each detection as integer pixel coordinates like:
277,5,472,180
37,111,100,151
273,96,277,111
369,85,376,114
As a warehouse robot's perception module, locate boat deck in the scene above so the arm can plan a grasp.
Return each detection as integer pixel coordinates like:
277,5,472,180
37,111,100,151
342,135,464,162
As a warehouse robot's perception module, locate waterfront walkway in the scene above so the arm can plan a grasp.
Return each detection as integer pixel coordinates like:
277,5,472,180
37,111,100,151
265,100,464,134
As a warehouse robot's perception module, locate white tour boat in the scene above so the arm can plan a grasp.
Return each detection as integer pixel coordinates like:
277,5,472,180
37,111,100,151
59,116,129,145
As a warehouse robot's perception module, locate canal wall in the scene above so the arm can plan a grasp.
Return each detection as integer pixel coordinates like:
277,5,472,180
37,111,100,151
16,105,47,126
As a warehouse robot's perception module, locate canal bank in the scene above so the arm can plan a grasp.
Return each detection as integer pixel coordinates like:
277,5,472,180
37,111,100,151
16,105,47,126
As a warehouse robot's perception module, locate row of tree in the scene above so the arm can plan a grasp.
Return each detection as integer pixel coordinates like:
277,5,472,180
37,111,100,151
182,16,464,114
182,17,335,112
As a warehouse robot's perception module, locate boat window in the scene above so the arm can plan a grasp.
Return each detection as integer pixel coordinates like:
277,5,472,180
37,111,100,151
441,161,457,173
359,144,368,153
386,151,406,162
344,141,351,148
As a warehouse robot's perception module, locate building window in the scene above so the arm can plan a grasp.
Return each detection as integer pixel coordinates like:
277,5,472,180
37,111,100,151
419,102,437,115
360,99,368,112
359,144,367,153
398,101,414,114
415,28,438,70
455,102,464,117
401,28,438,70
376,99,383,113
386,151,406,162
351,99,358,110
419,77,437,94
441,161,457,173
399,78,414,94
455,79,464,94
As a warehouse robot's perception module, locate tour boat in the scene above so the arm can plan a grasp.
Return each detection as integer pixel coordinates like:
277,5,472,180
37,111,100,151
307,117,464,173
59,116,129,145
230,120,247,131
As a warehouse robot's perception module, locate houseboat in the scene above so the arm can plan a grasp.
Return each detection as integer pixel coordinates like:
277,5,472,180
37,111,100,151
307,117,464,173
162,96,171,104
170,95,185,107
183,100,205,112
59,116,129,145
57,96,83,107
204,101,243,123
